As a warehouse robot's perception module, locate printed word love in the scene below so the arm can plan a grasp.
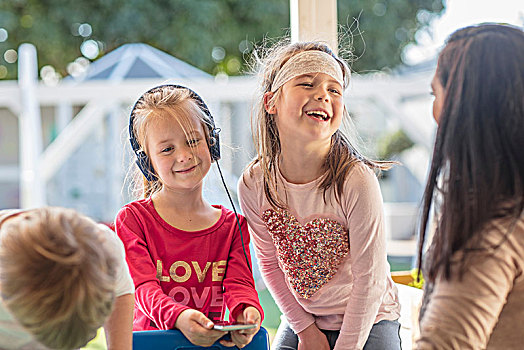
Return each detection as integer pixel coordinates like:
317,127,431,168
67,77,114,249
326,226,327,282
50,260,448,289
156,260,227,283
168,285,223,308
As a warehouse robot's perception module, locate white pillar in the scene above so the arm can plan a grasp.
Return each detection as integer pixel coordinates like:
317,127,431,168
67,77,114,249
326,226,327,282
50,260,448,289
290,0,338,53
107,105,124,218
18,43,46,208
55,102,73,206
57,102,73,131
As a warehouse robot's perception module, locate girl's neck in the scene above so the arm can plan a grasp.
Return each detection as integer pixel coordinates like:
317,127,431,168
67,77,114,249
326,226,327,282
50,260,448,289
151,188,221,231
279,139,331,184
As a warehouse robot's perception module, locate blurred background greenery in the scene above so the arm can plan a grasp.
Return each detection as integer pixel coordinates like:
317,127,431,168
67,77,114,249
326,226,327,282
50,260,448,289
0,0,444,80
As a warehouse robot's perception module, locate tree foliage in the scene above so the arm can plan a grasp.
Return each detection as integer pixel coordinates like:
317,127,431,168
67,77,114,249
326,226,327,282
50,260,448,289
0,0,444,80
338,0,444,72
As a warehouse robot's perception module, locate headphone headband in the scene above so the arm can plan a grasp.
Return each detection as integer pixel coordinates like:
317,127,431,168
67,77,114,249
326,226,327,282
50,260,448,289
128,84,221,181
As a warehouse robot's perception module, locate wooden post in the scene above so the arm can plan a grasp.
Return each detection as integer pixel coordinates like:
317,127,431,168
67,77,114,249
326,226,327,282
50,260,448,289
290,0,338,53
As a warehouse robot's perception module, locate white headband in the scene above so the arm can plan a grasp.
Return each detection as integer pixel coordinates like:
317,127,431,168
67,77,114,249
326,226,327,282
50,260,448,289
270,50,345,92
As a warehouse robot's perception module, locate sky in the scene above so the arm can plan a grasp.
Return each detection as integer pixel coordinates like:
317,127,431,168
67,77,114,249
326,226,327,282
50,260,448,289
404,0,524,64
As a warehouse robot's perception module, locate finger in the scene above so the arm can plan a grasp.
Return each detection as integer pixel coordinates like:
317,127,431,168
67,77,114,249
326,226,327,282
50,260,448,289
235,313,245,323
235,327,256,336
244,308,260,324
195,314,214,329
241,328,257,336
232,333,252,347
219,339,236,347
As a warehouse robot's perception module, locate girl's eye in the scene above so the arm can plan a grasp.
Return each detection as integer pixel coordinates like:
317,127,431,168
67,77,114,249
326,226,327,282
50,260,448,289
187,139,200,146
161,146,174,153
329,88,341,95
298,82,313,87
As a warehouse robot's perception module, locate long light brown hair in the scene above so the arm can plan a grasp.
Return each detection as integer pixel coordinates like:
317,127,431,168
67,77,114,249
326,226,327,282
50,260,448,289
247,41,392,209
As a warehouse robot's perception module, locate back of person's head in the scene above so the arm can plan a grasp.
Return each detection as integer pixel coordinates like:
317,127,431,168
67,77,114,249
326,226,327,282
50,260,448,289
129,85,213,198
0,207,117,349
249,40,390,209
419,23,524,280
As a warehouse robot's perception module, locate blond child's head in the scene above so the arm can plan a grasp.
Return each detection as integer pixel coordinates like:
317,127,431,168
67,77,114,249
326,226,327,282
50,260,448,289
0,207,117,349
129,85,217,198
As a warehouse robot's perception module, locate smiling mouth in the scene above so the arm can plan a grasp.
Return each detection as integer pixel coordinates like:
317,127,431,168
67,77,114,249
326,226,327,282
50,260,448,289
306,110,330,121
176,165,197,173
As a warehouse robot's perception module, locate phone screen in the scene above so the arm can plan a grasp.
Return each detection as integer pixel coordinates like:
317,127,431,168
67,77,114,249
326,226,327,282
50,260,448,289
213,323,257,331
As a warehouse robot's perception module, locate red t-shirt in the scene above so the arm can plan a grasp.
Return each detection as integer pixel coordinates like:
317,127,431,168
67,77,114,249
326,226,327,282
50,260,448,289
115,198,263,330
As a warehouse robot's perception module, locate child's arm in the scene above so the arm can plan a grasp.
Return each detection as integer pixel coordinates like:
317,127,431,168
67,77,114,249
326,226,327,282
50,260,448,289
115,206,191,330
104,293,134,350
100,224,135,349
237,177,316,334
336,166,390,350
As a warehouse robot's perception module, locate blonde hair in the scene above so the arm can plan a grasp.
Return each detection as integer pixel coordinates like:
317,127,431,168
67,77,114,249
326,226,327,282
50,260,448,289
0,207,117,350
248,41,392,209
130,86,213,199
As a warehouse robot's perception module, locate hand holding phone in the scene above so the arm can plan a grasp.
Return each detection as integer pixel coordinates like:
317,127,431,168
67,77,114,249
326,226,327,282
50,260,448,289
175,309,226,347
218,306,261,348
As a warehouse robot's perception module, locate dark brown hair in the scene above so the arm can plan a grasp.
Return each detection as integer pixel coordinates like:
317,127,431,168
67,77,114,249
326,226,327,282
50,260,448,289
418,24,524,281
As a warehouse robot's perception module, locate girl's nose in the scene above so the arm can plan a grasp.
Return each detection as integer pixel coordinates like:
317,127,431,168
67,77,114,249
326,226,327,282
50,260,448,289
177,148,193,162
315,88,330,102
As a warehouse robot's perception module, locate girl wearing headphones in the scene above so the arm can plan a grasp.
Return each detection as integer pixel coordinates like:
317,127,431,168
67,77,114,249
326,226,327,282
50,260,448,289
116,85,263,348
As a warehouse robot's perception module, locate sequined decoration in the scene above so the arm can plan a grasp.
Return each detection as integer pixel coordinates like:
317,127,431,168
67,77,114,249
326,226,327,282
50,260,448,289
263,209,349,299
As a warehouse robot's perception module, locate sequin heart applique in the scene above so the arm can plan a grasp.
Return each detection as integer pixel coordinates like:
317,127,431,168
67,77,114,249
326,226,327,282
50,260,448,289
263,209,349,299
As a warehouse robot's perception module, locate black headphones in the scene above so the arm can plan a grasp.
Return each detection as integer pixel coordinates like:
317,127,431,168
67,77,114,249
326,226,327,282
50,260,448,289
129,84,221,181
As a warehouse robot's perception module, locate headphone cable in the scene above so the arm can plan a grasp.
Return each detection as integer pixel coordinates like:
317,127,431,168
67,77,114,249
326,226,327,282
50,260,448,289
215,161,252,273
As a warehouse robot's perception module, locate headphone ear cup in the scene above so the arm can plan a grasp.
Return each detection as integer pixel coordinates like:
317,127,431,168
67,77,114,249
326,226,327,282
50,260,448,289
136,152,156,181
208,131,221,161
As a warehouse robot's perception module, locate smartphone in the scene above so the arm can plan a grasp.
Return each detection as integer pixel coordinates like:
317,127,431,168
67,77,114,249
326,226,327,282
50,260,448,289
213,323,257,331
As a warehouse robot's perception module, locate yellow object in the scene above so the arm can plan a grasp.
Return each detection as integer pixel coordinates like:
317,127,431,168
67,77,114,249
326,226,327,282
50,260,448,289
391,269,424,289
81,328,106,350
391,271,414,285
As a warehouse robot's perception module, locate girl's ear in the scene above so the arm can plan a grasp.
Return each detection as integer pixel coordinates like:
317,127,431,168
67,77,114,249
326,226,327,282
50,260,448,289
263,92,277,114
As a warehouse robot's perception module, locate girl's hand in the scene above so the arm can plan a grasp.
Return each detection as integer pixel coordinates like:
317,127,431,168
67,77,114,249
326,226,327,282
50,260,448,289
174,309,225,347
297,323,330,350
219,306,261,348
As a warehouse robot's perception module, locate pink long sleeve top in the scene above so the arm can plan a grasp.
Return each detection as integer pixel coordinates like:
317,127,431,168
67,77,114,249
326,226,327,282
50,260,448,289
238,161,400,350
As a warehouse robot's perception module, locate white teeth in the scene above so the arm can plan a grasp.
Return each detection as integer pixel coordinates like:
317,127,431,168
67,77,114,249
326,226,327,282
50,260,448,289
306,110,329,120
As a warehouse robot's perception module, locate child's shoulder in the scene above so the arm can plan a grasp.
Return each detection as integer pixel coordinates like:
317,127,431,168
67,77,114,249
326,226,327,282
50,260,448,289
238,162,264,189
121,198,151,211
96,223,126,250
348,159,376,176
116,198,153,220
218,205,246,223
342,160,380,190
